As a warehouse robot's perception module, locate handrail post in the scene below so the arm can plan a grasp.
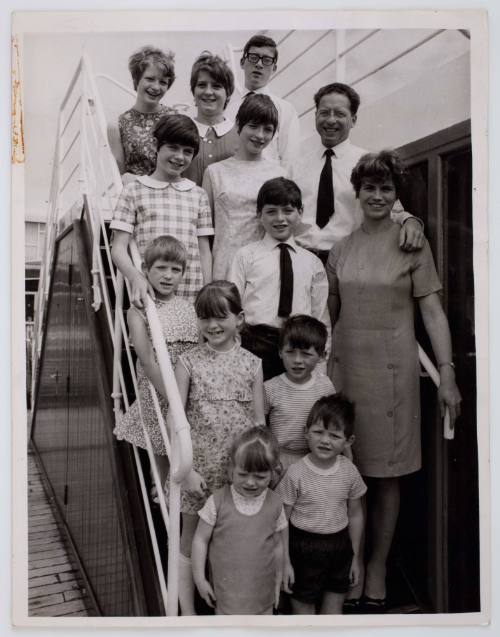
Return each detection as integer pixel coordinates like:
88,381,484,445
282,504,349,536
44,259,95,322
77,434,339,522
166,434,181,616
130,241,193,616
418,345,453,439
112,272,125,417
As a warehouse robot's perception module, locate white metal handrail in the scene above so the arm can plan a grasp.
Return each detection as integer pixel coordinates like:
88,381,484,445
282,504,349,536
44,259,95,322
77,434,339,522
418,346,453,440
32,53,193,615
84,52,194,614
128,242,193,483
60,54,173,611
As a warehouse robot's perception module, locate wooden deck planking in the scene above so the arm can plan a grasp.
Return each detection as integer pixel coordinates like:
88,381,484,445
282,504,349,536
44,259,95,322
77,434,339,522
28,451,92,617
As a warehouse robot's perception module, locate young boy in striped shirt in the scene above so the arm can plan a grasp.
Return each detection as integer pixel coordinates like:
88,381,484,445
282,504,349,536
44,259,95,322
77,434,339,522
264,315,335,471
276,394,366,615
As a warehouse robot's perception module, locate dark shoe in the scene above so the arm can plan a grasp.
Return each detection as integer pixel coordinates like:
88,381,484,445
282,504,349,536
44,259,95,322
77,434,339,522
361,596,387,614
343,598,362,614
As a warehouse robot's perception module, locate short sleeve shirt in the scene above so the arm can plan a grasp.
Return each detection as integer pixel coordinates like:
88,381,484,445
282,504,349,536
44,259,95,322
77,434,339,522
276,455,366,534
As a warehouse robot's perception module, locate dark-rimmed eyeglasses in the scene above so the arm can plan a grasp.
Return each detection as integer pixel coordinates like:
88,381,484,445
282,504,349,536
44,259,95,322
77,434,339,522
244,53,276,67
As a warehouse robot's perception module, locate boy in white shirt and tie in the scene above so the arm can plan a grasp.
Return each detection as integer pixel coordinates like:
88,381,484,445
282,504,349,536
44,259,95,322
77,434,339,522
229,177,329,380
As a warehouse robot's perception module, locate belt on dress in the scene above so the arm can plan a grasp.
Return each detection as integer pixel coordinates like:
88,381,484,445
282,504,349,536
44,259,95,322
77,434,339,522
307,247,331,264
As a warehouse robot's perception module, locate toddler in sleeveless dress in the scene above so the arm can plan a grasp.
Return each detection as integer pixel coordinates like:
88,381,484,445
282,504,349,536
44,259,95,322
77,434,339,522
192,427,290,615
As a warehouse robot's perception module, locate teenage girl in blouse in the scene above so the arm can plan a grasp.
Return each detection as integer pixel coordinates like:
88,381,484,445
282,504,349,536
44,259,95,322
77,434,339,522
202,93,286,279
183,51,239,186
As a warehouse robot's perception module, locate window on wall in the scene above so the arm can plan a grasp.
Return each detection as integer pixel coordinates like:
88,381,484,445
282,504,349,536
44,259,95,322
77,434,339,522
25,221,46,263
25,267,40,323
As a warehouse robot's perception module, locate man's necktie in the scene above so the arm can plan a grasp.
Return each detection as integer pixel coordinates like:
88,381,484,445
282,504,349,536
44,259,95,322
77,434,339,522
277,243,293,318
316,148,335,229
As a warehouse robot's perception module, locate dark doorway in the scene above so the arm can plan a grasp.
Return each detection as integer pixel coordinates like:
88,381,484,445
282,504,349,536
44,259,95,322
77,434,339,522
392,121,479,613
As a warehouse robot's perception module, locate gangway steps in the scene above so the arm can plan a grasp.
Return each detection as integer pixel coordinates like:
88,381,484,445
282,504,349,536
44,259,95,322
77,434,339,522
28,449,93,617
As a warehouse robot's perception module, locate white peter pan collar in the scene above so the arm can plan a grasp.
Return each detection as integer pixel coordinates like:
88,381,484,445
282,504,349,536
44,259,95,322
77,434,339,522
137,175,196,191
194,118,234,138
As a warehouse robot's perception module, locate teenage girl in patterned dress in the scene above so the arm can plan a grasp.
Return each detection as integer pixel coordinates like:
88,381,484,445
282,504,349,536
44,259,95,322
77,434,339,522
168,281,265,615
113,235,198,492
111,114,213,307
108,45,176,183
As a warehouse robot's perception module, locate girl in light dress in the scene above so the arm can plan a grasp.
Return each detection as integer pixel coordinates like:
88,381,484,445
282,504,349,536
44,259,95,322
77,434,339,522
108,45,177,183
168,280,265,615
202,93,287,279
113,235,198,494
192,426,290,615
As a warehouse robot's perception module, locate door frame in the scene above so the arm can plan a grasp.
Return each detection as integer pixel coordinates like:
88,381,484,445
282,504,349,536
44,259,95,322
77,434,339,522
397,119,472,612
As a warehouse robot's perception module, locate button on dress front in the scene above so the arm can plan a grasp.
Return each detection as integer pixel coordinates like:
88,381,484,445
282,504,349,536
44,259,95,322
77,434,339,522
326,223,442,477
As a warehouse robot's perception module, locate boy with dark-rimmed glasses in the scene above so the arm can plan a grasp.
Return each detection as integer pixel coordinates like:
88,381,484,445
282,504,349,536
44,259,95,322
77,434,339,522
226,34,300,172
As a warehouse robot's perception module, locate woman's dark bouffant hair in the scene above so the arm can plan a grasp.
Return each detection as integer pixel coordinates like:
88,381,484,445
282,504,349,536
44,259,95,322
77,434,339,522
128,46,176,90
152,114,200,157
194,280,243,320
350,150,408,198
235,93,278,134
190,51,235,109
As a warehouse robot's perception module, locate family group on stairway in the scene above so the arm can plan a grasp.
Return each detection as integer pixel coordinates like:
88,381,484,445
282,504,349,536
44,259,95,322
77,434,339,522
107,34,462,616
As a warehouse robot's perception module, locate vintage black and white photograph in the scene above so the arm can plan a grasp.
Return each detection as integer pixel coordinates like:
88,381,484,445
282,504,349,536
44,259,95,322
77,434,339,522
11,8,489,629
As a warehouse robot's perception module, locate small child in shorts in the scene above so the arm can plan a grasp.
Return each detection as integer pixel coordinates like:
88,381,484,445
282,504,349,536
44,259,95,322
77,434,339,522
276,394,366,614
264,315,335,471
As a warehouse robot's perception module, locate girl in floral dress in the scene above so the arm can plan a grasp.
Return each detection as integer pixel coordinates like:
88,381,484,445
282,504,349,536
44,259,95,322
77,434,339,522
169,280,265,615
113,235,198,494
108,45,176,183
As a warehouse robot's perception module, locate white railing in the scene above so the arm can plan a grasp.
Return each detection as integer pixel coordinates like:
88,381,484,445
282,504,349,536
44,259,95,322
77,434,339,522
94,73,192,115
32,52,193,615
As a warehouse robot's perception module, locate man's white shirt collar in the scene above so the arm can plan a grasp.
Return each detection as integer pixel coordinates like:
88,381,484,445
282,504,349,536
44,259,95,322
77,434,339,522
316,137,353,160
244,84,272,98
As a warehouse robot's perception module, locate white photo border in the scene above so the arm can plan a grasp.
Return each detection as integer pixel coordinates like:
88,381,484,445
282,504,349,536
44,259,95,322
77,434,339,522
9,5,492,634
